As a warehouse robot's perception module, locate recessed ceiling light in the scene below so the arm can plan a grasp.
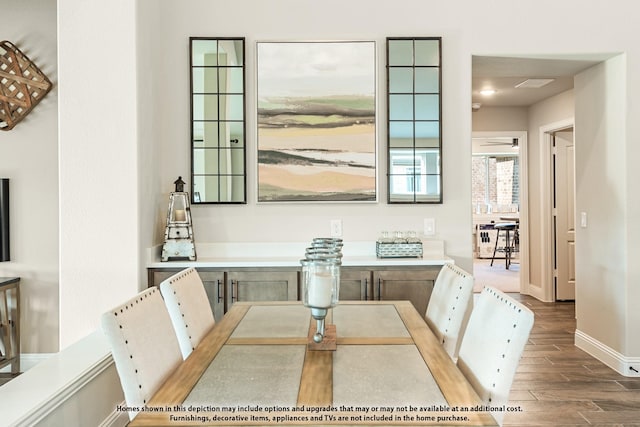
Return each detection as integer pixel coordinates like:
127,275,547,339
480,89,497,96
515,78,555,89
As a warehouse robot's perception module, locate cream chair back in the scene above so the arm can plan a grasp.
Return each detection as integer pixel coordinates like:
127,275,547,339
160,267,216,359
101,287,182,420
425,262,474,360
456,286,534,426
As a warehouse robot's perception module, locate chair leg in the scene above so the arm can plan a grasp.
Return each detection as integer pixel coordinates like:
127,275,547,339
490,228,500,267
504,230,511,270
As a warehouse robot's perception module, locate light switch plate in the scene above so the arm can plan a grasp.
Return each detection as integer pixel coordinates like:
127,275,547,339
424,218,436,236
330,219,343,237
580,212,588,228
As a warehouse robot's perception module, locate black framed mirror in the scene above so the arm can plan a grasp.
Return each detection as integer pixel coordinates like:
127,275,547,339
190,37,246,204
386,37,442,203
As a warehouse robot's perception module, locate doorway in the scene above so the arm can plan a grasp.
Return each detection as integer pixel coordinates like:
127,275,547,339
471,131,528,294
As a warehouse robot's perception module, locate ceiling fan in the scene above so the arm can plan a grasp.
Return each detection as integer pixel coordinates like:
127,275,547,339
481,138,519,148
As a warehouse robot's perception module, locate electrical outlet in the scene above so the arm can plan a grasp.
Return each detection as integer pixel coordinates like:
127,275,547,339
330,219,343,237
424,218,436,236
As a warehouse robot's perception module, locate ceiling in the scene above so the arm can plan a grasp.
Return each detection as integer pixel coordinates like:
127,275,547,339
472,55,608,108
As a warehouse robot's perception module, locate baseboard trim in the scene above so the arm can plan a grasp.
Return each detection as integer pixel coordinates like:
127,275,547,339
575,329,640,377
526,282,552,302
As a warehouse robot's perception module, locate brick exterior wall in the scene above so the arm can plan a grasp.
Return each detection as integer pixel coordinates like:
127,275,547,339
472,155,519,212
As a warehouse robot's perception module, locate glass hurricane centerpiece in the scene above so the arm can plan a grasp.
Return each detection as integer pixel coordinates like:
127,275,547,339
301,239,342,344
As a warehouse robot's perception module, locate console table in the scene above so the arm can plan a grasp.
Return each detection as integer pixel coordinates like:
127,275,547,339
0,277,20,373
147,241,453,321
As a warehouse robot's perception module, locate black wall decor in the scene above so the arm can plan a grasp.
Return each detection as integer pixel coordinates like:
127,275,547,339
0,179,9,262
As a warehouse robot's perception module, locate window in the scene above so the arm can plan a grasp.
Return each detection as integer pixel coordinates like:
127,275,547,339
472,154,519,212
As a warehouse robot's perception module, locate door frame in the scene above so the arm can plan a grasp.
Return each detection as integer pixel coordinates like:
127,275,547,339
472,130,529,294
552,128,576,300
535,118,574,302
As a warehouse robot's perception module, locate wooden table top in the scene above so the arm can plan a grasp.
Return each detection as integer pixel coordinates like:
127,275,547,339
128,301,497,426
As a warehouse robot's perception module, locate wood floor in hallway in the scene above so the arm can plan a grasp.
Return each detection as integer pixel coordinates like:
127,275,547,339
504,294,640,427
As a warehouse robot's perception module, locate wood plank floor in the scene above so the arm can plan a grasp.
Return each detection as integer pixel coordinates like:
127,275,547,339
504,294,640,427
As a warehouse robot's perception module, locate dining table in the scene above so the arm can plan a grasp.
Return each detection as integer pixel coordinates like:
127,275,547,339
128,301,497,426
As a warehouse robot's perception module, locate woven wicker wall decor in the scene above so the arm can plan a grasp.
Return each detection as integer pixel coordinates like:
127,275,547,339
0,40,53,131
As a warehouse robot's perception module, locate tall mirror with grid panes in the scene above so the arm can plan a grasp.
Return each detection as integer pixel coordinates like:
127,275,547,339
190,37,246,204
387,37,442,203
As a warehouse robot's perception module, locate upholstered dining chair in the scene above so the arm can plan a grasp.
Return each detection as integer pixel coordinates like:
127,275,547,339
101,287,182,420
456,286,534,426
424,262,474,360
160,267,216,359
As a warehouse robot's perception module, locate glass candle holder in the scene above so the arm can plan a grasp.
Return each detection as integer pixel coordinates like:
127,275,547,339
301,253,341,343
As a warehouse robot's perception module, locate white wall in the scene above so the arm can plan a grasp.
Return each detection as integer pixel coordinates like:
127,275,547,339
472,106,528,132
57,0,141,349
575,57,628,353
0,0,59,353
136,2,165,291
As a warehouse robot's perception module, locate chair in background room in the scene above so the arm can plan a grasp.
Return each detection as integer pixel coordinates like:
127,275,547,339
490,221,519,270
101,287,182,420
160,267,216,359
424,262,474,360
456,286,534,426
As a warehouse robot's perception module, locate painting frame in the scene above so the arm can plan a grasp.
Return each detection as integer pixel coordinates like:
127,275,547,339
256,40,377,202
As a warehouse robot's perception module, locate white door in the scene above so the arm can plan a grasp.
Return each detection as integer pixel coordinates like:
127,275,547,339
553,130,576,300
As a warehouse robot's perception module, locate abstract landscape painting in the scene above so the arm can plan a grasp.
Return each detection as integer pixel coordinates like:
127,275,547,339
257,41,376,202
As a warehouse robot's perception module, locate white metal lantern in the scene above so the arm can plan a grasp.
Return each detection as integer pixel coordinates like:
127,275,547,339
161,177,196,261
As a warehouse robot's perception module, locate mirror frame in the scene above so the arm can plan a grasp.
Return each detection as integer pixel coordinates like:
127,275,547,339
386,37,442,204
190,37,247,204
